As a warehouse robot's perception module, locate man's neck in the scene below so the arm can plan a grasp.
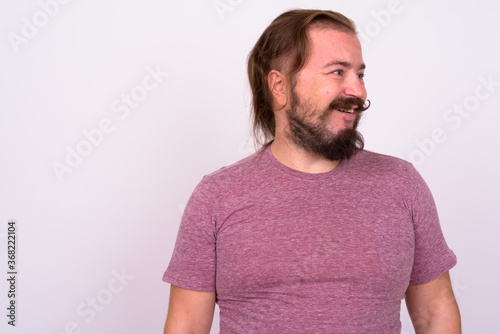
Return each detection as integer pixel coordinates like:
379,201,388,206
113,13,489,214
269,137,340,174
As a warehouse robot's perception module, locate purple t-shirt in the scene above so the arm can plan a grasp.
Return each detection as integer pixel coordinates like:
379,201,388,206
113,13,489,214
163,147,457,333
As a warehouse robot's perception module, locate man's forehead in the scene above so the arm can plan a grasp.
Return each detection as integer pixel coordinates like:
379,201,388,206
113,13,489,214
306,28,364,68
307,27,361,49
322,61,366,71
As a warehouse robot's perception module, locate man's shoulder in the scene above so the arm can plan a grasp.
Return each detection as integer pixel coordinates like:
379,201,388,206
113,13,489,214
355,149,411,165
350,149,416,177
345,150,424,198
201,148,268,185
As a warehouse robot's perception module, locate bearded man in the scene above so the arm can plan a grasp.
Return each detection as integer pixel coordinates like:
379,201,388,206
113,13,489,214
162,9,461,333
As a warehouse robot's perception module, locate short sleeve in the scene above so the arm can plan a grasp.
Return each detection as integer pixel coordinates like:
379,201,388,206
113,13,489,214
162,178,216,291
408,166,457,285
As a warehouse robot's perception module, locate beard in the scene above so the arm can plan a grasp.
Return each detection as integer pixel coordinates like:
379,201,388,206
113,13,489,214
285,90,369,161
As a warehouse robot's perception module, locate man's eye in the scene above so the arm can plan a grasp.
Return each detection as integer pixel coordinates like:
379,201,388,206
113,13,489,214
358,73,365,79
332,69,343,76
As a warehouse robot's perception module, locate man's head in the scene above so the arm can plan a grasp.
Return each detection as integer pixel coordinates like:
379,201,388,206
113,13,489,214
247,9,370,160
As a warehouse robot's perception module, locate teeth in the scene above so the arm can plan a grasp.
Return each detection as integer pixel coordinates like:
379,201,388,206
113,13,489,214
339,109,354,114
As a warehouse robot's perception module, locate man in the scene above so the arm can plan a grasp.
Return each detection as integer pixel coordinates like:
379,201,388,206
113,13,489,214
163,9,461,333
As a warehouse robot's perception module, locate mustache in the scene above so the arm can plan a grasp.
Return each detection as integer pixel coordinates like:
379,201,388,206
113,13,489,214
329,97,371,112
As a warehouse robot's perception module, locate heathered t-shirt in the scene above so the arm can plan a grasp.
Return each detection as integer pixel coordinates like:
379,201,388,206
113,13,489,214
163,147,457,333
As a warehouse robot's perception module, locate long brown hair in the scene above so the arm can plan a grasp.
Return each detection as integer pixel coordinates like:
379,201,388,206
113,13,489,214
247,9,357,146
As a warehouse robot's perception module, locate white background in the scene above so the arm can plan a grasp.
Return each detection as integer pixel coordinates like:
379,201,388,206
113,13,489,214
1,0,499,333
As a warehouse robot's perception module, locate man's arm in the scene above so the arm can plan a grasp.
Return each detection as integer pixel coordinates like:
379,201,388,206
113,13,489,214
405,271,461,333
164,285,216,334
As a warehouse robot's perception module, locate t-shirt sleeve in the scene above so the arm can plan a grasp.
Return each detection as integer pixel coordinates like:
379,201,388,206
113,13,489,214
162,177,216,291
408,165,457,285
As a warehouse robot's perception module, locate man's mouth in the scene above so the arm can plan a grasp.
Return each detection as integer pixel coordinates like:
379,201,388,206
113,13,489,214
338,108,354,114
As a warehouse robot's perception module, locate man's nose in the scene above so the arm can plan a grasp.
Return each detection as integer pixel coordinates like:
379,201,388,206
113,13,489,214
343,74,366,98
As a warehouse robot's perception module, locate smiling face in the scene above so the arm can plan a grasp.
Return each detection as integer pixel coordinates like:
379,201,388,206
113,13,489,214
284,27,368,160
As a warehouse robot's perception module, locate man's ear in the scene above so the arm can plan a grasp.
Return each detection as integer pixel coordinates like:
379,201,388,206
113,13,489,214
267,70,288,109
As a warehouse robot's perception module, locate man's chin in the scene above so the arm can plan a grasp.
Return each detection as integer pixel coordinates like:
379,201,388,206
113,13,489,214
317,128,364,161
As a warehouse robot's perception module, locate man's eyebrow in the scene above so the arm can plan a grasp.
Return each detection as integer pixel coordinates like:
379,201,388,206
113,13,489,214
323,61,366,71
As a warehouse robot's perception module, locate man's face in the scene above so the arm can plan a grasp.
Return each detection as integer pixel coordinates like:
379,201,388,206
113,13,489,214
285,28,368,161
